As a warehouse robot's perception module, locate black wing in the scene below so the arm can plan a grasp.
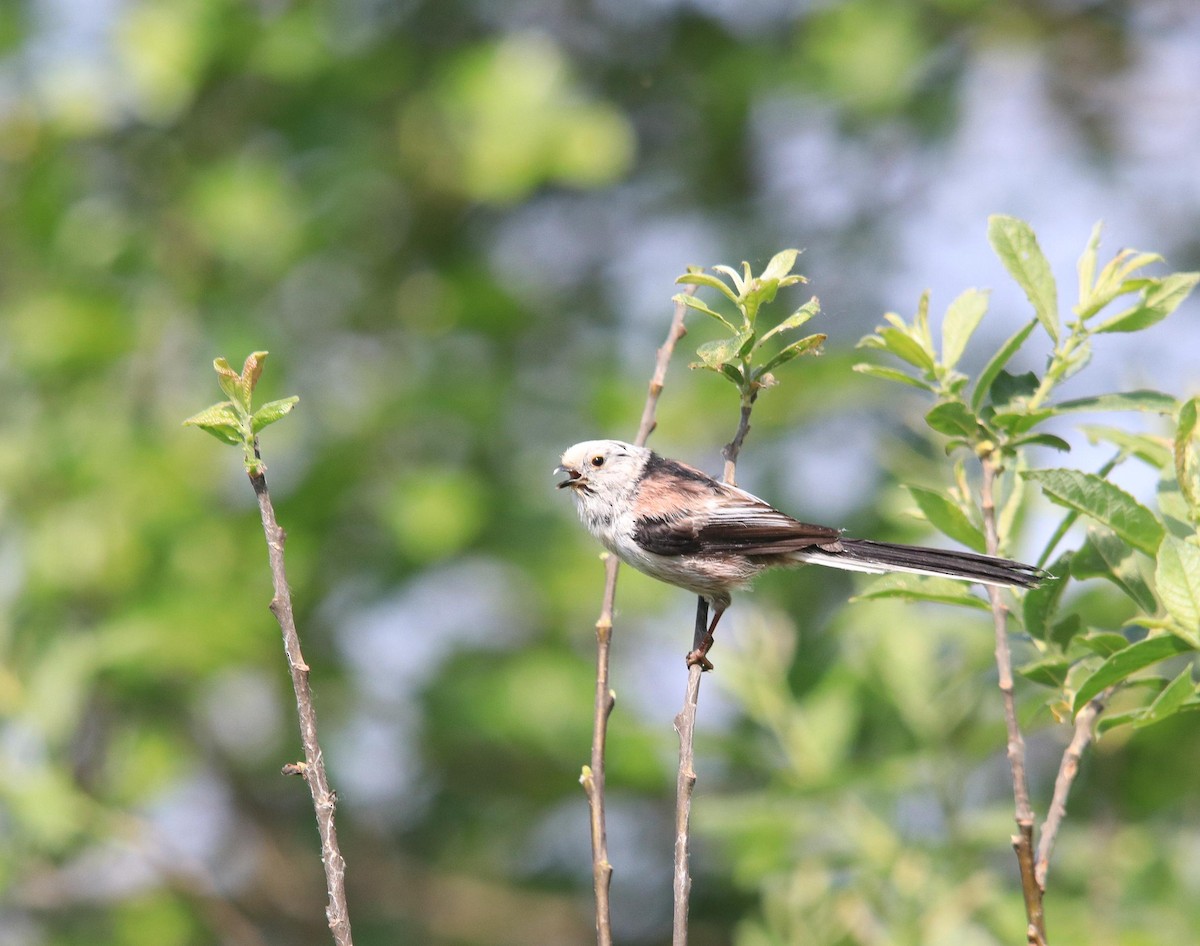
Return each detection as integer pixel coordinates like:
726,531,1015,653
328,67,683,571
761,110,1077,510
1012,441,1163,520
634,484,843,557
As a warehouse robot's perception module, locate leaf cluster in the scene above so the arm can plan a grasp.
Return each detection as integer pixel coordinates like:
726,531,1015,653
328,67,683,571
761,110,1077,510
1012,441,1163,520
674,250,825,398
183,351,299,474
855,216,1200,734
856,216,1199,460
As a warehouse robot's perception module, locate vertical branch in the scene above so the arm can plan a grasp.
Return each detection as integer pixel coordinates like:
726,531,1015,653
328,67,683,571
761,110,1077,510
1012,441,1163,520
1036,692,1107,891
583,288,692,946
250,463,353,946
582,555,619,946
721,395,755,485
671,664,702,946
673,396,753,946
634,287,695,448
980,456,1045,946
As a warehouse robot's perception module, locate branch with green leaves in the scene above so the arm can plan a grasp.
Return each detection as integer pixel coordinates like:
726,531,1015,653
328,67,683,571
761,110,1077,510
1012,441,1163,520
676,249,823,483
183,353,299,474
669,251,823,945
855,215,1200,941
185,353,352,946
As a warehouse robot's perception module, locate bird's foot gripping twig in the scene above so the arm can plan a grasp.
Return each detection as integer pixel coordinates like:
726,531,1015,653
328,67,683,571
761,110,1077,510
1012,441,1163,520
685,598,722,671
685,648,714,671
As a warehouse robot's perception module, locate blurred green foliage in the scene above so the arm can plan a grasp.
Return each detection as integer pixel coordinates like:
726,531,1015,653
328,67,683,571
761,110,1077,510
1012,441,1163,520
2,2,1200,945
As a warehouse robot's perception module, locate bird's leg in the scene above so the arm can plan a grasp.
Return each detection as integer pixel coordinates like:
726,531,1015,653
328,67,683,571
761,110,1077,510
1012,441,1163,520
685,598,723,672
689,597,709,652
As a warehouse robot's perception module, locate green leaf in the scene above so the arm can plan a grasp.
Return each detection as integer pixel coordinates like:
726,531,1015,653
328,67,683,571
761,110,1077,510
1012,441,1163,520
859,324,936,373
1133,665,1197,729
940,288,990,370
242,350,268,397
925,401,983,439
1177,398,1198,440
1097,707,1154,737
851,363,936,392
1076,220,1103,306
756,333,825,375
1078,238,1164,319
971,319,1037,412
1017,655,1071,688
1024,469,1164,556
1070,527,1158,613
1058,340,1093,385
990,408,1054,436
719,363,744,387
742,279,780,317
759,248,801,284
1073,633,1195,714
1094,272,1200,333
997,458,1028,540
1009,432,1072,453
1056,390,1178,415
1155,536,1200,644
712,264,747,299
213,357,246,408
1078,631,1132,657
1049,613,1084,650
251,396,300,433
988,215,1059,343
694,335,743,369
1097,247,1164,292
913,290,934,357
1023,553,1071,642
905,486,987,552
988,370,1040,408
676,271,740,306
183,401,245,446
675,293,737,332
760,296,820,342
1175,397,1199,513
1080,425,1172,468
1158,471,1193,535
851,573,990,610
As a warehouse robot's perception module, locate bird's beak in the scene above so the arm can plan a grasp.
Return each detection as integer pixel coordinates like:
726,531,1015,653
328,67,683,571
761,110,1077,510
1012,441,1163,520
555,464,584,490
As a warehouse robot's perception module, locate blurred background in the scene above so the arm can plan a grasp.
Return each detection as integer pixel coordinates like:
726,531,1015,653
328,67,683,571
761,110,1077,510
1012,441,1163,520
2,1,1199,944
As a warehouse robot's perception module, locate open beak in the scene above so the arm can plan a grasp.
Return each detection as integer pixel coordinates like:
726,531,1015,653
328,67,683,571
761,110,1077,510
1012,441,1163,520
555,465,585,490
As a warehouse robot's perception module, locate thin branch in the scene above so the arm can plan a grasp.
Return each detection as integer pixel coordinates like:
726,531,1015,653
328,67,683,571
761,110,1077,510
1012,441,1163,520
582,557,618,946
634,286,695,449
673,392,753,946
583,287,692,946
721,395,755,485
1036,692,1107,891
250,457,353,946
672,663,702,946
980,456,1045,945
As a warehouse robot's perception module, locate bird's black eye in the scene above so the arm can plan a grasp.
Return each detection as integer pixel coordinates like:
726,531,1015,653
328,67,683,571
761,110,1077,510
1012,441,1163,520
590,455,605,468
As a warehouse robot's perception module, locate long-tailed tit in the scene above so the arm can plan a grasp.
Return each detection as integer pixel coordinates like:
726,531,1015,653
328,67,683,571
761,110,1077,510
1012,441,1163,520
556,439,1043,669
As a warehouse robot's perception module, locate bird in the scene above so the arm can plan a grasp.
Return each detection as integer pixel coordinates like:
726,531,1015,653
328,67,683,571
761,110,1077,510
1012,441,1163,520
556,439,1044,669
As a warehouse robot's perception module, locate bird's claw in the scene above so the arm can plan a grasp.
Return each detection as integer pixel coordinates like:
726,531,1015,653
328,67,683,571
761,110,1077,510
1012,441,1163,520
685,649,714,672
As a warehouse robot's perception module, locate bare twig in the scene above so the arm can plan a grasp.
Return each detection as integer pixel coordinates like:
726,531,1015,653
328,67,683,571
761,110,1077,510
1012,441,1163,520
250,456,353,946
582,287,692,946
721,395,755,485
672,662,702,946
980,455,1045,945
582,557,618,946
673,394,754,946
634,287,695,448
1036,692,1107,891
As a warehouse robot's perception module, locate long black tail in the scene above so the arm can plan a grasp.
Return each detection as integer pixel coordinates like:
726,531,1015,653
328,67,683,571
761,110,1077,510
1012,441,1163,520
793,538,1045,589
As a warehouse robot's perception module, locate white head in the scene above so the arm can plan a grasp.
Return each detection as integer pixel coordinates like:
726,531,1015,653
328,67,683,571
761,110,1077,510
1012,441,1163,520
556,440,650,509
